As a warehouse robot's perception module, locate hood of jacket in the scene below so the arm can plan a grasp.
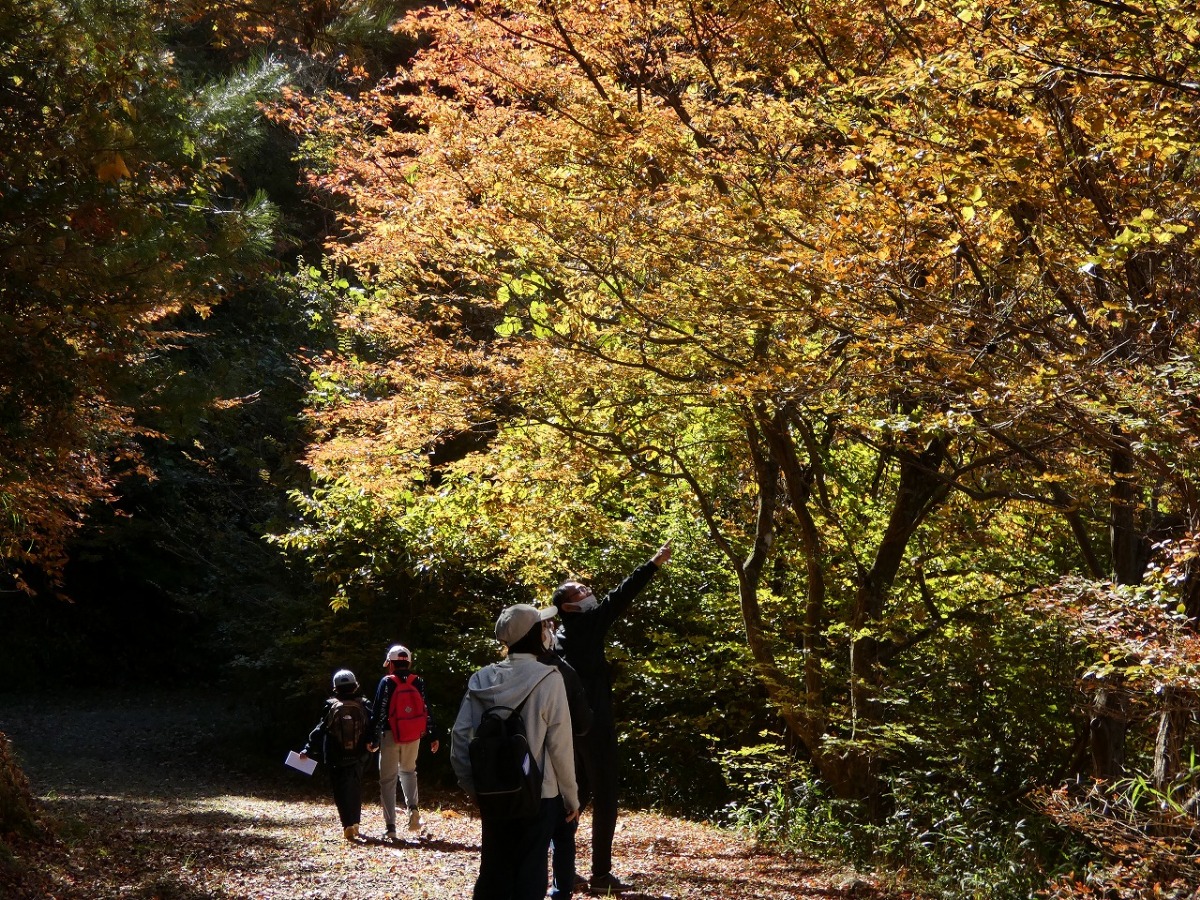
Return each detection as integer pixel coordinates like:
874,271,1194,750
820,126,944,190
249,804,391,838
465,654,554,711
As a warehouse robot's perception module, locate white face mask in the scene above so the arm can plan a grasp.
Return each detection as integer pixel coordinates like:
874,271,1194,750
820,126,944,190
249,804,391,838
576,595,600,619
571,593,599,613
564,588,597,619
542,627,555,652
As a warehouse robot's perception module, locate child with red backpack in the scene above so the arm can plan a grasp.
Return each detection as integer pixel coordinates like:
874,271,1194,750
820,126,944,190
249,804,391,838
367,644,441,840
300,669,373,842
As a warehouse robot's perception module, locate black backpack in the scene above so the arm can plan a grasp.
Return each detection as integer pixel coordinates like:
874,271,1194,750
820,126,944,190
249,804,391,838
325,697,368,758
469,671,553,819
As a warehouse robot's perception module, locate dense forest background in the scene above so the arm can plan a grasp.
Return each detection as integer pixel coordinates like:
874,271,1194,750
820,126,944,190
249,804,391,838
3,1,1200,897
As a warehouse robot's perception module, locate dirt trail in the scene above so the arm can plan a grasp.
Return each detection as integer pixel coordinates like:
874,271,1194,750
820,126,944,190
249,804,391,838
0,689,892,900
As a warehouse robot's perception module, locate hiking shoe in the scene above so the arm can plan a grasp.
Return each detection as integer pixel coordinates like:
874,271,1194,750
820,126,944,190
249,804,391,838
384,827,397,842
589,872,626,894
573,873,589,891
406,808,421,831
343,826,356,841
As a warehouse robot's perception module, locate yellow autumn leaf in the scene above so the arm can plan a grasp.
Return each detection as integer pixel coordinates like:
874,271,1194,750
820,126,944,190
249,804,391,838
94,151,132,182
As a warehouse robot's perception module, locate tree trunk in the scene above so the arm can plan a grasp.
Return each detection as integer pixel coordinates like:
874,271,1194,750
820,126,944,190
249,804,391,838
705,411,886,804
1089,679,1128,781
1153,687,1188,793
689,412,825,757
812,745,881,809
850,438,949,726
1109,433,1145,587
1089,431,1144,781
758,408,826,726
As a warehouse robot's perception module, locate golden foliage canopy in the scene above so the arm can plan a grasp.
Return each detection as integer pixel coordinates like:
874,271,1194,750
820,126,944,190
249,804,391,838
282,0,1200,797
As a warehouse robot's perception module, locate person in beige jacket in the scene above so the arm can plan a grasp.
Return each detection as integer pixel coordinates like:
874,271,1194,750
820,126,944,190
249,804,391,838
451,603,580,900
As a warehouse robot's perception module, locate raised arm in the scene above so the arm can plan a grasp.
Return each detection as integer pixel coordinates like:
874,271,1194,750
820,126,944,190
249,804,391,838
597,541,672,629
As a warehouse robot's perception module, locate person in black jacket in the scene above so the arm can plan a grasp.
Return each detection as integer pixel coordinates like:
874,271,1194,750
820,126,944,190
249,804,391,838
300,669,373,841
551,541,671,893
540,625,593,900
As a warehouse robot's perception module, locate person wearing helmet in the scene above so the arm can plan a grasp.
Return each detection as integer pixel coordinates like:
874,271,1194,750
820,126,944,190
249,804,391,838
367,644,442,840
300,668,373,841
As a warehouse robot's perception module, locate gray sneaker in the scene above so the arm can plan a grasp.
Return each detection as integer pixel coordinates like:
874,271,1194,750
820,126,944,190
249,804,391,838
406,808,421,831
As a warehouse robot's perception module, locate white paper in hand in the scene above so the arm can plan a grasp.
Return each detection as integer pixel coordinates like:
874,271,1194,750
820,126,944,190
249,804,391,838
285,750,317,775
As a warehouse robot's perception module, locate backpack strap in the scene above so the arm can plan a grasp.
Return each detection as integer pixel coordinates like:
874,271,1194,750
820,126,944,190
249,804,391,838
507,669,556,717
323,697,340,729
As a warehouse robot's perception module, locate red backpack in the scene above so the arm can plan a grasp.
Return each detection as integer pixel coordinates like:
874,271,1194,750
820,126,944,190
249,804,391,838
387,674,428,743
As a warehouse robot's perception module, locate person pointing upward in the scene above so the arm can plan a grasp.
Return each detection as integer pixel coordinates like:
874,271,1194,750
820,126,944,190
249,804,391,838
551,540,671,894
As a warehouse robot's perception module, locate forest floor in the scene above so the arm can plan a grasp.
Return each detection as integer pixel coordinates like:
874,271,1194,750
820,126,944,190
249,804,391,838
0,688,911,900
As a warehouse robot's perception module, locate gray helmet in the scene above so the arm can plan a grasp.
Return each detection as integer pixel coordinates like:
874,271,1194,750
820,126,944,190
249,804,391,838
332,669,358,690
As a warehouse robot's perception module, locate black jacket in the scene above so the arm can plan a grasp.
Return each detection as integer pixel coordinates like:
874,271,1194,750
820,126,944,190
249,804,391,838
540,650,593,737
557,559,659,723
